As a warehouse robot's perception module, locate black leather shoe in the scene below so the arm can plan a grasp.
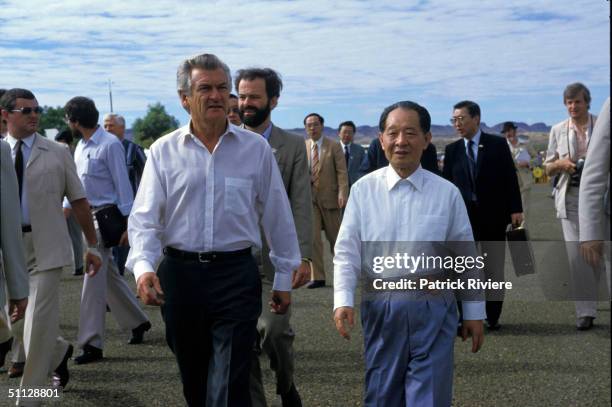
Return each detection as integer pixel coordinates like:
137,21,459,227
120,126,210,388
576,316,594,331
74,344,103,365
306,280,325,289
487,321,501,331
52,344,73,388
128,321,152,345
281,383,302,407
0,338,13,368
73,267,83,276
8,362,24,378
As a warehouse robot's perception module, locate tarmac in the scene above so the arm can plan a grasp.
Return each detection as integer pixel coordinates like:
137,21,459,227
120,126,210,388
0,179,610,406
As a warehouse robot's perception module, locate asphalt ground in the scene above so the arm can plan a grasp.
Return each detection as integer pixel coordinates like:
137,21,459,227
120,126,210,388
0,178,610,406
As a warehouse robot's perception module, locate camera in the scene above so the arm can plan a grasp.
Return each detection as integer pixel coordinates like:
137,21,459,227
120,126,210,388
569,158,585,187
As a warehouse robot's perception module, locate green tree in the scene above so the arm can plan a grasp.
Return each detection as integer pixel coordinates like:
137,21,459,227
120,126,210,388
38,106,67,136
132,103,180,148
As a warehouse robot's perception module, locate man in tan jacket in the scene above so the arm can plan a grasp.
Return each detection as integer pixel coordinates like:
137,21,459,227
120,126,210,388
304,113,348,288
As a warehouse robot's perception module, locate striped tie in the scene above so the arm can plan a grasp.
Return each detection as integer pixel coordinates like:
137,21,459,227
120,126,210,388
311,143,320,189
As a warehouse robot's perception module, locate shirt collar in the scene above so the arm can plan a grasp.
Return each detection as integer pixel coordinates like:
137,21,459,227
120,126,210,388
262,123,273,141
385,165,424,192
182,120,233,149
6,133,36,149
341,141,351,148
87,126,104,145
311,136,324,150
463,129,481,148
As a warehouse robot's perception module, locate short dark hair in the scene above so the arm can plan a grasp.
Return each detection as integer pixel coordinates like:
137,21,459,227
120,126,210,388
55,129,74,145
229,93,238,100
453,100,481,119
0,88,36,111
563,82,591,108
234,68,283,100
64,96,99,129
304,113,324,126
338,120,356,133
378,101,431,134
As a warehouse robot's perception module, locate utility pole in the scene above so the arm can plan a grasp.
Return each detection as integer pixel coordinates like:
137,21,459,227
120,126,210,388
108,79,114,113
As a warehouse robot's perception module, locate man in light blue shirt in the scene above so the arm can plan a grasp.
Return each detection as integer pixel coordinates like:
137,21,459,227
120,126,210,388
64,97,151,364
334,101,485,407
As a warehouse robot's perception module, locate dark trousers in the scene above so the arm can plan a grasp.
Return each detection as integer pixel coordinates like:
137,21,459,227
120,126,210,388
464,202,507,325
158,253,262,407
112,245,129,275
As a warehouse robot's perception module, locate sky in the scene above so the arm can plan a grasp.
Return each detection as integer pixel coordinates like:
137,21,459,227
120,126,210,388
1,0,609,130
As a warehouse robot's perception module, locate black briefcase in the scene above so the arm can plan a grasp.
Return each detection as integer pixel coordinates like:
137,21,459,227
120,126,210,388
506,223,536,277
93,205,127,248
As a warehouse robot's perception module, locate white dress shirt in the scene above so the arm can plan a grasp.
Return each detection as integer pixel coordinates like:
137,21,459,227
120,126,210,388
5,133,35,225
126,123,301,291
72,127,134,215
333,165,486,320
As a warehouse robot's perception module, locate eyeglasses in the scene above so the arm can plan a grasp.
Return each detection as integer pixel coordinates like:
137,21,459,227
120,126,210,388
449,116,466,125
229,108,240,114
10,106,44,115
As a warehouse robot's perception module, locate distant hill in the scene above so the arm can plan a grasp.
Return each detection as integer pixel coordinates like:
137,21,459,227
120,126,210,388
284,122,552,145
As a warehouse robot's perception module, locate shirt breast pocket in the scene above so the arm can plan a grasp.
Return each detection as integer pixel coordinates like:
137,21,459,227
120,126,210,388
225,177,253,215
85,158,105,178
417,215,449,240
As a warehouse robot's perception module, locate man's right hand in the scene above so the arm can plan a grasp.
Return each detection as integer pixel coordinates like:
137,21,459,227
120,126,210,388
556,158,576,174
334,306,354,340
136,272,164,306
8,297,28,323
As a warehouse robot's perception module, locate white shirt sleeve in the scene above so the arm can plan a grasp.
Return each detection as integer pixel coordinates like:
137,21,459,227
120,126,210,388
258,146,301,291
333,183,362,310
126,147,166,282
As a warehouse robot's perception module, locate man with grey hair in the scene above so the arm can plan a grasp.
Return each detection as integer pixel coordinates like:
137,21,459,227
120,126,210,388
127,53,300,406
545,82,601,330
104,113,146,275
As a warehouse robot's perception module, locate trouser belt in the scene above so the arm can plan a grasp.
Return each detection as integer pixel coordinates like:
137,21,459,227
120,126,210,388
163,246,251,263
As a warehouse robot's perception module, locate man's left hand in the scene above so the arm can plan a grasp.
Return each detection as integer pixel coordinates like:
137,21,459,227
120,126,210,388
338,196,346,209
292,261,311,289
269,290,291,314
510,212,524,228
119,231,129,246
461,320,484,353
8,297,28,323
580,240,604,268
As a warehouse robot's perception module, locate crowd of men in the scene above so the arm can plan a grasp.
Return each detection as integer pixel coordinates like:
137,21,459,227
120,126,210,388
0,52,609,406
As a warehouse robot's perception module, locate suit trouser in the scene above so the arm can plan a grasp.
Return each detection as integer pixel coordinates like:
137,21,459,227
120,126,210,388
250,278,295,406
16,233,70,407
311,199,341,281
111,245,130,275
77,229,148,349
361,293,457,407
66,213,83,271
561,187,607,319
158,252,261,407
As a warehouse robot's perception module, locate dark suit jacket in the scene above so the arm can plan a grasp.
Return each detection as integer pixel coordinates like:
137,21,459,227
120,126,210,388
443,132,522,240
341,142,366,188
359,138,440,176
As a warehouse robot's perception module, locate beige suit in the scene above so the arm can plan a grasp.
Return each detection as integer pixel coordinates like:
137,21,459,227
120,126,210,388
6,133,85,403
0,140,29,344
545,116,602,319
305,137,348,281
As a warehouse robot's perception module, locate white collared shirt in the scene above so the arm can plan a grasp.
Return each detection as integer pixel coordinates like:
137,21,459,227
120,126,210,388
73,127,134,215
5,133,35,225
126,122,301,290
309,136,324,165
333,165,486,320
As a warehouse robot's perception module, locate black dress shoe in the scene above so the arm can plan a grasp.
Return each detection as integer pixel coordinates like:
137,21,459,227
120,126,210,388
0,338,13,368
128,321,152,345
73,267,83,276
487,321,501,331
74,344,103,365
52,344,73,389
306,280,325,289
576,316,594,331
8,362,24,378
281,383,302,407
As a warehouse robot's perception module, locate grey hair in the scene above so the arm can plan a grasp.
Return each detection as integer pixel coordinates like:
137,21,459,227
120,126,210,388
104,113,125,127
177,53,232,96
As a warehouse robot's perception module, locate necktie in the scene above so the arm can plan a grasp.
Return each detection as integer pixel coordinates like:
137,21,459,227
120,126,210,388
15,140,24,203
467,140,477,200
344,145,350,167
311,143,320,189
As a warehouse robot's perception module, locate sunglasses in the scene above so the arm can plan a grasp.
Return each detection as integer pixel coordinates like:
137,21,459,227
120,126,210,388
10,106,44,115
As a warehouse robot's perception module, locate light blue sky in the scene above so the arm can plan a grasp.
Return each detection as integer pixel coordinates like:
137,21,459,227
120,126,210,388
1,0,609,130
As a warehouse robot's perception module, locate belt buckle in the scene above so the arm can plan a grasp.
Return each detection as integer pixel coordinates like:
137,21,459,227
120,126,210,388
198,252,211,263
